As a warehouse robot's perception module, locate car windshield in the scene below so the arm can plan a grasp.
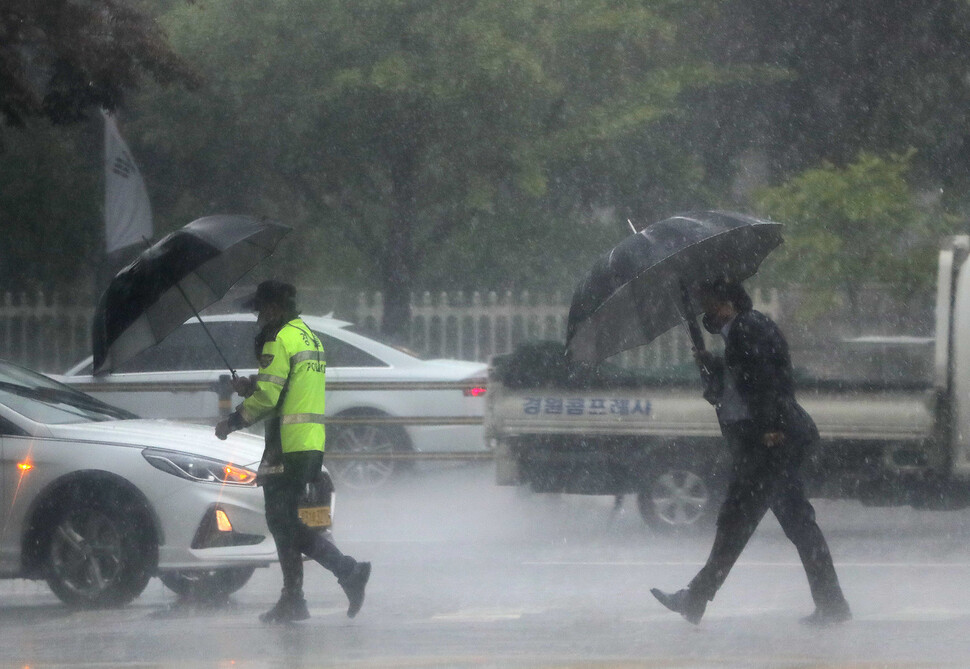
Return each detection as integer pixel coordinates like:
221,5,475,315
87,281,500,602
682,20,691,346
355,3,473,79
0,362,135,423
342,325,425,359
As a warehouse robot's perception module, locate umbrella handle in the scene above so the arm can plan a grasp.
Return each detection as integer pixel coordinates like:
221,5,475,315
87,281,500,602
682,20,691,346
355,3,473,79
674,281,712,380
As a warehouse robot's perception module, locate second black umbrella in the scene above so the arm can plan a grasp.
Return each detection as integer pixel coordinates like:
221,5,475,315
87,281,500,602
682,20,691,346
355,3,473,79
565,210,782,364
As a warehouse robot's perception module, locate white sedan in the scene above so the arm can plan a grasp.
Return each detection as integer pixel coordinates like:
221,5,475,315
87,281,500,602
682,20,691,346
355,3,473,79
0,360,289,607
61,314,488,488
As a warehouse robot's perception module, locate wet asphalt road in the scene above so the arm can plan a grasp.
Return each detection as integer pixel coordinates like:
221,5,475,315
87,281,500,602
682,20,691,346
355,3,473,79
5,463,970,668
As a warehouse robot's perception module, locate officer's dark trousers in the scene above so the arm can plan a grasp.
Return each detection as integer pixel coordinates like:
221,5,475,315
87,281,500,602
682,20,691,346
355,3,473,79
687,420,847,609
263,454,356,596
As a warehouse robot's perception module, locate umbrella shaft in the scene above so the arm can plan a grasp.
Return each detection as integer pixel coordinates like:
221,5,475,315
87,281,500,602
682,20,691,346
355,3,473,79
674,281,714,385
676,280,706,353
172,280,237,378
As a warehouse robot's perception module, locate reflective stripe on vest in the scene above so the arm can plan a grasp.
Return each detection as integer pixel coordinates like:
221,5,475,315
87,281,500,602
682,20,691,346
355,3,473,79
290,350,324,365
280,413,327,425
256,372,287,387
238,404,257,424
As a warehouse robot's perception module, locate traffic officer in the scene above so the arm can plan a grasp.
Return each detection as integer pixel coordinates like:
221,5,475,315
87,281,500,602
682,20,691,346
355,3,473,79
216,280,371,623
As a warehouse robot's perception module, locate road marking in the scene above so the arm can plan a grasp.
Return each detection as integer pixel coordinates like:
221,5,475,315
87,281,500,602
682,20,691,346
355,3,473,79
430,608,526,622
7,660,954,669
863,607,970,621
309,605,347,617
523,560,970,568
298,660,956,669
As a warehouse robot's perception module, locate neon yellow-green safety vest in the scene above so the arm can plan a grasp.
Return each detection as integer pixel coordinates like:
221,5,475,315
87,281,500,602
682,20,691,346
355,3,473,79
237,318,326,453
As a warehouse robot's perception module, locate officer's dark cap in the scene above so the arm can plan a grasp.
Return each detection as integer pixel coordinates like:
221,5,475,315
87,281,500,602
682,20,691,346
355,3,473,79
241,280,297,311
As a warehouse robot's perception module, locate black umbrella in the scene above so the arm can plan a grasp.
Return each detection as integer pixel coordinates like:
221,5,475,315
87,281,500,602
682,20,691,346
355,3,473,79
565,210,782,364
93,214,291,374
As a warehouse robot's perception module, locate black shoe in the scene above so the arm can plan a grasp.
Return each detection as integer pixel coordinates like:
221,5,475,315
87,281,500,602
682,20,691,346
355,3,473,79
339,561,371,618
259,592,310,623
800,601,852,626
650,588,706,625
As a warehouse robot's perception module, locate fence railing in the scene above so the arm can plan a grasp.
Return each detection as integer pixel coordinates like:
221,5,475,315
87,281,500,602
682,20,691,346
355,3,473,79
0,287,779,373
355,291,572,363
357,288,779,367
1,292,92,373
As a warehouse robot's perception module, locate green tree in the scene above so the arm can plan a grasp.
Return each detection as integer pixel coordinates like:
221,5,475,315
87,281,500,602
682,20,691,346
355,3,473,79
0,0,195,129
754,151,954,322
144,0,726,339
0,0,196,294
682,0,970,206
0,123,101,294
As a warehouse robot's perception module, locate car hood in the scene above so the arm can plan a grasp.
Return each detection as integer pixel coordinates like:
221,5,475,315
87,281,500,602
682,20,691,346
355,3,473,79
45,419,265,468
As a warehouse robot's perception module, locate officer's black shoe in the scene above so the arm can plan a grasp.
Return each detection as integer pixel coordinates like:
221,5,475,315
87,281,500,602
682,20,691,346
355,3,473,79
650,587,707,625
259,592,310,623
800,600,852,626
339,561,371,618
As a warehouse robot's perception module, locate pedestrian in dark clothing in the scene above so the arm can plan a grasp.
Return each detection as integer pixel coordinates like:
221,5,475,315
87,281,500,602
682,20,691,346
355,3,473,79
651,278,851,626
216,280,370,623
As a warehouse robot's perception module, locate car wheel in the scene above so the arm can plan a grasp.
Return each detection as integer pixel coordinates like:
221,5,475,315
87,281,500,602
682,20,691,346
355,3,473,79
328,422,407,490
159,567,256,601
638,466,718,532
45,500,152,608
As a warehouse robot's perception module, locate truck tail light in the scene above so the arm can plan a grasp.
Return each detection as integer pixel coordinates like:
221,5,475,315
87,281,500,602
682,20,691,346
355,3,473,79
464,386,487,397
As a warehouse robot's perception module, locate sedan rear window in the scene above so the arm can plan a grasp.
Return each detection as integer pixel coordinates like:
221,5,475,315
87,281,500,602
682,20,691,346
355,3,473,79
342,325,424,359
315,332,387,368
114,322,256,372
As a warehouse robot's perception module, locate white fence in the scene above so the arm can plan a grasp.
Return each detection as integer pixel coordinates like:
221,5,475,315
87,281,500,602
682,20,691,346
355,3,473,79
1,292,92,373
355,291,570,363
1,288,779,373
356,288,780,367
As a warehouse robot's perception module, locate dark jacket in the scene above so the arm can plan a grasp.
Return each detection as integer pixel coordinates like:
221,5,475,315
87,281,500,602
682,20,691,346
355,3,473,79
704,309,818,445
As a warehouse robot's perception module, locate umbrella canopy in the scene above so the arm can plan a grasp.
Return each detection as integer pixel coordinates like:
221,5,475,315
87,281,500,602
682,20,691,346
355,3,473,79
93,215,290,374
565,210,782,363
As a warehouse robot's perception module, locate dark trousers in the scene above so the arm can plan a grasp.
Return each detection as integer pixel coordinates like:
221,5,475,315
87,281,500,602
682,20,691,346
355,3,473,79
263,453,356,596
688,421,847,609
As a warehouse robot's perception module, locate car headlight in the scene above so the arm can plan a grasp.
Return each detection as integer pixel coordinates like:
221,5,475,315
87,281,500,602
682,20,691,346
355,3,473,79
142,448,257,486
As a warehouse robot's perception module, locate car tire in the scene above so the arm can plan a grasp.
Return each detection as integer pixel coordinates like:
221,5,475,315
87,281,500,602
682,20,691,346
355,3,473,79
637,464,720,532
327,416,410,490
159,567,256,601
45,498,153,608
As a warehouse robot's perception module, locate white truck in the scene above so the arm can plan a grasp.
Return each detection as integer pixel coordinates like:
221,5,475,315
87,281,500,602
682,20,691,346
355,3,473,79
486,237,970,530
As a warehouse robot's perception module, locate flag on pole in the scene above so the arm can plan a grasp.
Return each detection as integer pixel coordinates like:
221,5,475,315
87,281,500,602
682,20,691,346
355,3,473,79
103,110,153,253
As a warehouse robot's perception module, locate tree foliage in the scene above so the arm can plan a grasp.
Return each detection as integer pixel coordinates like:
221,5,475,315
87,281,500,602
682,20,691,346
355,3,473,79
3,0,969,333
684,0,970,200
143,0,724,337
0,123,101,293
0,0,195,129
0,0,195,294
754,151,955,318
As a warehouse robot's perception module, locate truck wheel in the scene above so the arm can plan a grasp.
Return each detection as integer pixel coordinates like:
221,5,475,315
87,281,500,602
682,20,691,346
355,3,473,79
45,499,153,608
159,567,256,601
328,420,409,490
638,466,717,532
